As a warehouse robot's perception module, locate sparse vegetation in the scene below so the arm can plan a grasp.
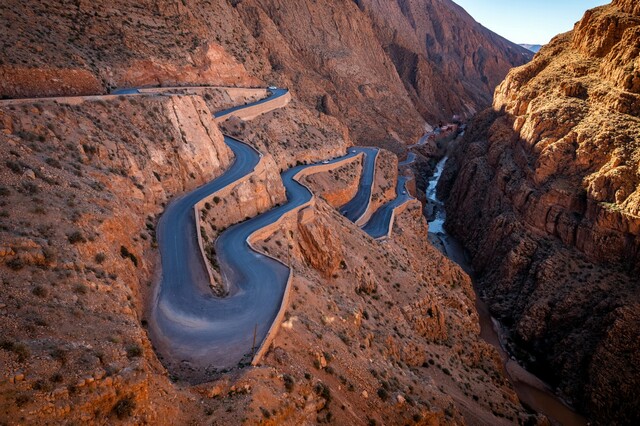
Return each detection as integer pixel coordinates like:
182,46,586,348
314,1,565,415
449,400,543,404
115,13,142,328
6,160,23,174
45,157,62,169
50,373,63,383
33,379,53,392
314,382,331,404
73,283,88,295
120,246,138,267
50,347,68,365
260,407,271,419
126,343,143,359
10,342,30,362
112,395,136,419
6,257,24,270
15,393,31,407
32,285,48,298
377,387,389,401
68,231,86,244
283,373,295,392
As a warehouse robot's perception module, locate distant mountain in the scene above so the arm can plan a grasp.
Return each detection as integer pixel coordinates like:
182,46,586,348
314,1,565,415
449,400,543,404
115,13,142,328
520,43,543,53
354,0,534,123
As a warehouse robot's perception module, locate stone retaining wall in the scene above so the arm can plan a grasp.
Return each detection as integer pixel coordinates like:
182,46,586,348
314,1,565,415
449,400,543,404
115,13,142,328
215,91,291,122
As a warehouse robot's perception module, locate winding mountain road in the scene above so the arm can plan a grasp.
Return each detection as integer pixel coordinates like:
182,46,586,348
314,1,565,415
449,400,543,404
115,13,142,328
213,88,288,120
150,135,265,371
361,176,413,239
149,89,362,376
399,152,416,167
1,83,412,378
337,149,415,240
149,87,412,377
339,147,379,223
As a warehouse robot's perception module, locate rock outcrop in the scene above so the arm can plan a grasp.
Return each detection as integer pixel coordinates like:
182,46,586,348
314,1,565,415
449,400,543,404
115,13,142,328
302,156,363,207
0,67,103,99
296,208,344,279
369,150,399,216
441,1,640,423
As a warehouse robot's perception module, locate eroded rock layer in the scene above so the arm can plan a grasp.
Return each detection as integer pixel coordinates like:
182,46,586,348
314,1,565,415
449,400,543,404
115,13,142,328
441,1,640,423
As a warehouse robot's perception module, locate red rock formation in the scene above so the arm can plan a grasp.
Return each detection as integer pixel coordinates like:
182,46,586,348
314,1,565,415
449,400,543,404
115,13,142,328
1,0,530,148
356,0,533,121
0,67,103,99
441,1,640,423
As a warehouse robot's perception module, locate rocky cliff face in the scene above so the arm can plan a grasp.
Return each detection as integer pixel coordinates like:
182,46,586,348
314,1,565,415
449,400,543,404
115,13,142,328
1,0,529,148
302,157,363,207
356,0,533,122
441,1,640,423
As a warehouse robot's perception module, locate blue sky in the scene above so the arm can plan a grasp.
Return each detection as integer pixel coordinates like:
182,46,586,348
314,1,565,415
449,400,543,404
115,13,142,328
453,0,610,44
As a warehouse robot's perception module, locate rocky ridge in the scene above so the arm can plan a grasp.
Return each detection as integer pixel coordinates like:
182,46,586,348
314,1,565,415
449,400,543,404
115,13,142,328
1,0,529,149
356,0,533,122
441,0,640,423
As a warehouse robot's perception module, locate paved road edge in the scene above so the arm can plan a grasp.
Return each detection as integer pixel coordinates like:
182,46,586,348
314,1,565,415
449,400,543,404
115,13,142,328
249,153,363,365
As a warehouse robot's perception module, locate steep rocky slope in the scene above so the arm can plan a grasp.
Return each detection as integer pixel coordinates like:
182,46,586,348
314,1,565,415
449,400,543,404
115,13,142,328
1,0,529,149
441,1,640,423
242,192,540,425
0,0,543,423
0,91,240,423
0,87,547,424
356,0,533,122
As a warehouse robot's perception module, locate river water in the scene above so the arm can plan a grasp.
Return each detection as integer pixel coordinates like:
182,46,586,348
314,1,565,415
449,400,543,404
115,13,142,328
424,156,587,426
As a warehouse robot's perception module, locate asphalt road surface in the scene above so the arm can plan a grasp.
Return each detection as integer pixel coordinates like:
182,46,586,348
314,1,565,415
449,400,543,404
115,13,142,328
399,152,416,166
361,176,413,239
339,147,379,222
338,148,414,239
149,135,265,373
149,90,362,376
213,88,289,119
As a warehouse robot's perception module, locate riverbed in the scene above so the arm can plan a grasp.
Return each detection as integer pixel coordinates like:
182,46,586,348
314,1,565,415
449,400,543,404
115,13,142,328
424,155,587,426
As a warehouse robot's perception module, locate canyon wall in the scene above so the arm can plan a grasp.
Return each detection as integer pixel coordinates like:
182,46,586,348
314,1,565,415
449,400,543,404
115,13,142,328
1,0,530,148
356,0,533,122
441,1,640,423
